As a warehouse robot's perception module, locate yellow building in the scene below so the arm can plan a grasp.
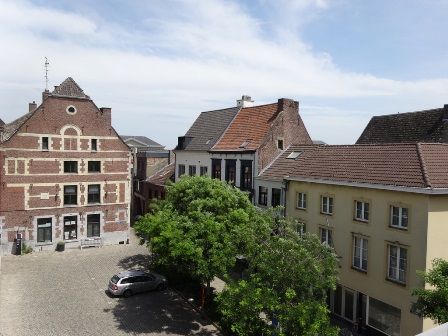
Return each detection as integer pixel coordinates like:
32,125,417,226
259,143,448,336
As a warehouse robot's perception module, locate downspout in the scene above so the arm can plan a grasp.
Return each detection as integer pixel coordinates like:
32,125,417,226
282,178,289,217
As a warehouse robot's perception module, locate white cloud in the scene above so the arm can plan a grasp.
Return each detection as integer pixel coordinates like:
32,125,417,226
0,0,446,148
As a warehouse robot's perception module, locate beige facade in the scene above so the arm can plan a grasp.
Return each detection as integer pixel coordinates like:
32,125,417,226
285,179,448,336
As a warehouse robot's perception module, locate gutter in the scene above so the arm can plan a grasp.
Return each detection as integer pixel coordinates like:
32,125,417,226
284,176,448,195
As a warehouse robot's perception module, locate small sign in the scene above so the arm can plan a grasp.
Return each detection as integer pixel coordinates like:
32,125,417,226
40,193,50,200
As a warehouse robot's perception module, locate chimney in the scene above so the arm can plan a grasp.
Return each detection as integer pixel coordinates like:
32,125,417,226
29,101,37,113
100,107,112,125
237,95,254,108
42,89,50,101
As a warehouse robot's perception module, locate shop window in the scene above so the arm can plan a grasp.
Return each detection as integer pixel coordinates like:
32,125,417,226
87,214,100,237
37,217,52,243
64,216,77,240
367,297,401,336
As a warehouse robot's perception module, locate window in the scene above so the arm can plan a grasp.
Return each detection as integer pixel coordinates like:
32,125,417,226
387,245,407,284
258,186,268,206
91,139,98,151
188,165,196,176
64,161,78,173
367,297,401,336
277,139,284,150
295,221,306,236
64,185,77,205
320,227,333,247
42,137,49,151
88,185,101,204
240,160,252,190
321,196,333,214
390,206,408,229
178,164,185,177
355,201,369,221
63,216,77,240
225,159,236,185
211,159,222,179
87,214,100,237
200,166,208,176
271,188,281,207
37,218,52,243
297,192,307,209
66,105,77,114
352,236,368,271
88,161,101,173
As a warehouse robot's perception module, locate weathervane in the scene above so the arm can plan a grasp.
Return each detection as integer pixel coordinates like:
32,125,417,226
44,57,49,90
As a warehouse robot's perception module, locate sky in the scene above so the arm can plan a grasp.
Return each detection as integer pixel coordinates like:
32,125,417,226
0,0,447,148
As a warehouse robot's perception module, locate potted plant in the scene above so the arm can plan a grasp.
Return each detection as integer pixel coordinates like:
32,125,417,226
56,241,65,252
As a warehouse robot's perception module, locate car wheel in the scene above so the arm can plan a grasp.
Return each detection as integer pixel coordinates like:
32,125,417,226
123,290,133,298
157,283,167,291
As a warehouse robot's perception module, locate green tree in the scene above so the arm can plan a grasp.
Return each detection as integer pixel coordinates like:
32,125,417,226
217,218,339,336
412,258,448,324
135,176,270,302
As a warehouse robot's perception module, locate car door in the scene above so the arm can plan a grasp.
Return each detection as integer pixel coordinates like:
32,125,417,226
140,274,157,292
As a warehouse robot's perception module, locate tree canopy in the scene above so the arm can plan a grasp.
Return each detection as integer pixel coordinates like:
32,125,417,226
217,217,339,336
412,258,448,324
135,176,270,291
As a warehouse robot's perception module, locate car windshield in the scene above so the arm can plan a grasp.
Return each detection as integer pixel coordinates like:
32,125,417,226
110,275,120,284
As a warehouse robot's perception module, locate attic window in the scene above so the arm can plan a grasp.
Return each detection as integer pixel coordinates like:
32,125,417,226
239,140,250,148
66,105,77,114
277,139,284,150
286,151,302,159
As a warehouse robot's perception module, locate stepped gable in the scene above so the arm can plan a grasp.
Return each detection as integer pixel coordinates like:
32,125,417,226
51,77,90,99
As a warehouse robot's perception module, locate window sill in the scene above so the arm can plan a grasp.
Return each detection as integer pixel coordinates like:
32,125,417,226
296,207,307,211
354,218,369,223
351,266,367,274
385,277,406,287
320,212,333,216
87,202,101,205
389,225,408,231
64,204,79,207
36,242,53,246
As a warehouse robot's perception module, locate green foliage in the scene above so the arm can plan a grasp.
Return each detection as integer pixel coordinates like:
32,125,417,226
135,176,270,287
412,258,448,323
21,242,33,254
217,216,339,336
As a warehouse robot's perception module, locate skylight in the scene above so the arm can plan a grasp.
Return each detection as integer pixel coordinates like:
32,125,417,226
286,151,302,159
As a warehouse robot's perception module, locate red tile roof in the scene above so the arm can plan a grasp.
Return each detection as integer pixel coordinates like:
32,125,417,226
212,103,279,151
259,143,448,190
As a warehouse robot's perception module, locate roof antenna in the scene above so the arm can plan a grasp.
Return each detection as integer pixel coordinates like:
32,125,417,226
44,57,49,90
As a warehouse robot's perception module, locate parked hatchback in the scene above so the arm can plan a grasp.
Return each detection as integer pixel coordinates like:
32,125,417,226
108,270,167,297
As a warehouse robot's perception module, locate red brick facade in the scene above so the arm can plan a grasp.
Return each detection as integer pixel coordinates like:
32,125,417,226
0,78,132,254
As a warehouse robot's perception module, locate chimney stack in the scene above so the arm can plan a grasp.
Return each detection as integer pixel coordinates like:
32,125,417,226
42,89,50,101
100,107,112,125
29,101,37,113
237,95,254,108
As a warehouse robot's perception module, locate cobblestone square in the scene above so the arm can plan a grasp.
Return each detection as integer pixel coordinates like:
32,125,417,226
0,243,219,336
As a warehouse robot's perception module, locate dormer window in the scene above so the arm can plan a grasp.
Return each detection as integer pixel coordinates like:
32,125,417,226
277,139,284,150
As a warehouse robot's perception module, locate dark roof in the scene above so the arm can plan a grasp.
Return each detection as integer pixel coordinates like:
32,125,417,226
0,111,34,143
0,119,4,126
181,107,240,150
260,143,448,189
121,135,164,148
357,105,448,144
212,103,279,151
137,150,170,158
51,77,90,99
146,163,175,186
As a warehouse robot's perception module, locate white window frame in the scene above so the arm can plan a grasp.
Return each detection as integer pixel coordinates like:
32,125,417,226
296,192,307,209
355,200,369,221
321,196,333,215
390,206,408,229
320,227,333,247
387,244,407,284
352,236,368,271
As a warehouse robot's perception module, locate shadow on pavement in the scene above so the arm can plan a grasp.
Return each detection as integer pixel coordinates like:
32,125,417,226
105,290,220,335
117,254,155,271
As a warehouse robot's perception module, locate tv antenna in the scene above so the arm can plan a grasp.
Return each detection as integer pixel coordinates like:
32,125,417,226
44,57,49,90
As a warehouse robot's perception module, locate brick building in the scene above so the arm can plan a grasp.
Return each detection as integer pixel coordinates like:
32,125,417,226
0,77,132,254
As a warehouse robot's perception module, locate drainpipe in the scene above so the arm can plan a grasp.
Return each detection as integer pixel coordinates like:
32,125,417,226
282,178,289,217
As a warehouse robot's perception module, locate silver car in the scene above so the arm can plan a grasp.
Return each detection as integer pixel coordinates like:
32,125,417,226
108,270,167,297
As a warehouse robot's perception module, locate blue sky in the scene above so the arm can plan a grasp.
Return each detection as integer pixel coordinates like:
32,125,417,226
0,0,447,148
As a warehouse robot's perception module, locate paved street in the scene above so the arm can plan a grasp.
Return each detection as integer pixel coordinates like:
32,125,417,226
0,242,220,336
